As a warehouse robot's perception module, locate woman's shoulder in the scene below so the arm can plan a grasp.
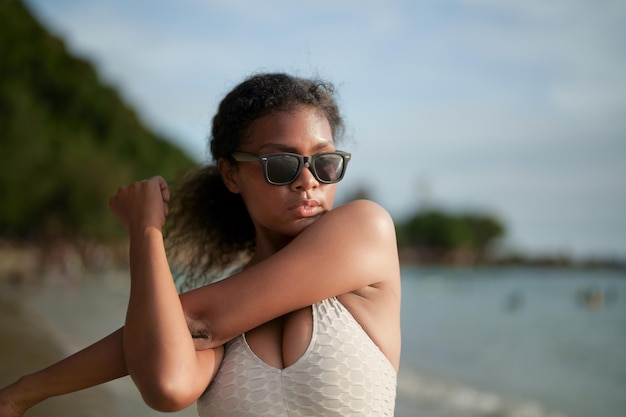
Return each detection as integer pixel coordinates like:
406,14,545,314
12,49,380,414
329,203,401,370
316,199,399,285
323,200,396,242
335,198,391,214
330,199,394,227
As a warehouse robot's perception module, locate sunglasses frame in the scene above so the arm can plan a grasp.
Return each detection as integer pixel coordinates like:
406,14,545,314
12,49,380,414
231,151,352,185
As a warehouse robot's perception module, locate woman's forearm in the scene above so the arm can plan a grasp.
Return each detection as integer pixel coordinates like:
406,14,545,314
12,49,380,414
1,328,127,415
123,227,210,410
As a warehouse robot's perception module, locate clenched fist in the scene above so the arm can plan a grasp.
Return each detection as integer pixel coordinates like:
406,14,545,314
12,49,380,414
109,176,170,236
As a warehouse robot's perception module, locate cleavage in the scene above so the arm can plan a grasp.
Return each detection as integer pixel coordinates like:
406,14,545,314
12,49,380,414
244,306,313,369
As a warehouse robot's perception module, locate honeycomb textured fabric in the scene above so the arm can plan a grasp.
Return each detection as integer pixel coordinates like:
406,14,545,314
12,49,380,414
197,297,397,416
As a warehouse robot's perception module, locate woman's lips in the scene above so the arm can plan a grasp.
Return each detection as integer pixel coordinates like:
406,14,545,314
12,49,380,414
288,200,322,217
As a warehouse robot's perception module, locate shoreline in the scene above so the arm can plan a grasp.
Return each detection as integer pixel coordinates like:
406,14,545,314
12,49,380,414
1,240,624,293
0,288,117,416
2,268,600,417
0,280,481,417
0,277,199,417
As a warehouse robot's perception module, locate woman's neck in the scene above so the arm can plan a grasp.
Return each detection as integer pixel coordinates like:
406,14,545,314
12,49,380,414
247,233,294,268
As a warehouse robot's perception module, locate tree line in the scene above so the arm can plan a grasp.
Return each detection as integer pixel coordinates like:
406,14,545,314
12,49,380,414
342,188,506,264
395,208,505,264
0,0,196,242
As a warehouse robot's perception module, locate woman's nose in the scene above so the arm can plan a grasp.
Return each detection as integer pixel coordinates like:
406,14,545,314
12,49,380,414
290,162,319,191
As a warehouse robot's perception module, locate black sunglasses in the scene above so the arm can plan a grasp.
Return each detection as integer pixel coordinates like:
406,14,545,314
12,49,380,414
231,151,352,185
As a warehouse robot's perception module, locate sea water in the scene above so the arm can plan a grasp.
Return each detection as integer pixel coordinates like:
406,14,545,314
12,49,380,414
3,266,625,417
397,266,626,417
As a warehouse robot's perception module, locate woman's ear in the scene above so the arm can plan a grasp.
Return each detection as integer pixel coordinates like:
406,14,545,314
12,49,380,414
218,158,241,194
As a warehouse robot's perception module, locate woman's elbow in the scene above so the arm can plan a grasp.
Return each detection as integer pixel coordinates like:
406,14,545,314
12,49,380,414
137,376,200,412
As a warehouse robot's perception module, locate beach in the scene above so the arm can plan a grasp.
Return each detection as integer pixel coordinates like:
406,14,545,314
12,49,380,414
0,287,117,416
2,266,625,417
0,272,198,417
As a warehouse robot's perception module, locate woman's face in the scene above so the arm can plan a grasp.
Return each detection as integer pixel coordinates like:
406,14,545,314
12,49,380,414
221,106,339,248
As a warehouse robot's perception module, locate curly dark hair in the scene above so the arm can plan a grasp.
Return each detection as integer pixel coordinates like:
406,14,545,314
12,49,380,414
166,73,344,289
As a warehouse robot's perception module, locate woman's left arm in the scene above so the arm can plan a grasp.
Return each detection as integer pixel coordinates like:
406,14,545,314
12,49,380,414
109,178,222,412
182,199,401,359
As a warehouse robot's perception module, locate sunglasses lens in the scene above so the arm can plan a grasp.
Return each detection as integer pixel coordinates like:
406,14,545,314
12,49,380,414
314,153,345,183
266,154,301,184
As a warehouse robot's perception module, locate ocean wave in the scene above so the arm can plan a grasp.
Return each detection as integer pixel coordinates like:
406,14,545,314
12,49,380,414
396,368,570,417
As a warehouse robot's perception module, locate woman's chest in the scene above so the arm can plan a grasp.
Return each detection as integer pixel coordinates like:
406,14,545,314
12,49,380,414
244,306,313,369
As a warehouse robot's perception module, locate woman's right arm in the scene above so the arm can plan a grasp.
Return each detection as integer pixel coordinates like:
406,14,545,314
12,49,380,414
0,328,127,417
1,178,223,417
0,325,222,417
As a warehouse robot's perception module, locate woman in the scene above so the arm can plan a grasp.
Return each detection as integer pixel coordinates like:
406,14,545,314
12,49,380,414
0,73,401,416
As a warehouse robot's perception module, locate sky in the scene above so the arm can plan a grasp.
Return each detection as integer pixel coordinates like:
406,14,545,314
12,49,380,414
24,0,626,259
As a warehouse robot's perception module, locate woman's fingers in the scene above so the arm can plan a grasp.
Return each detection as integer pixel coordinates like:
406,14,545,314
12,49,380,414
109,177,170,232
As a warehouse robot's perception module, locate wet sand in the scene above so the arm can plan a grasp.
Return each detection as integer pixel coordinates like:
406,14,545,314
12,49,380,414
0,277,198,417
0,292,117,417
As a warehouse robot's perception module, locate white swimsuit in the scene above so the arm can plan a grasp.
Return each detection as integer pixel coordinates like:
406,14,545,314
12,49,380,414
197,297,397,416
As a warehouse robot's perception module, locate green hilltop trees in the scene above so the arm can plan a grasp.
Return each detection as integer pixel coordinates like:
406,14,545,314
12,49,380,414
342,188,506,263
0,0,196,242
395,209,505,262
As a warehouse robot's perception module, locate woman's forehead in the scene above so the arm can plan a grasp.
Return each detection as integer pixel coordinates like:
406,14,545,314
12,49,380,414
243,108,334,150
